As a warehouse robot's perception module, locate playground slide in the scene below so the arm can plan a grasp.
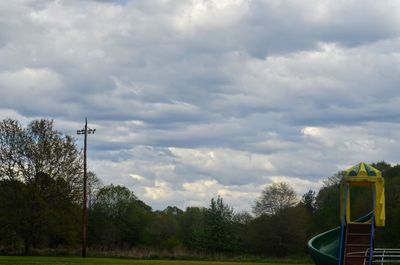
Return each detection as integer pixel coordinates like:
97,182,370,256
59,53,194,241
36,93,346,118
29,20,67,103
308,226,341,265
307,213,372,265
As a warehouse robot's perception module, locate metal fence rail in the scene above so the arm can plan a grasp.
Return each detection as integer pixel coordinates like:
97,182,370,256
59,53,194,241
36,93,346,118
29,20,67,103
355,249,400,264
346,249,400,264
371,249,400,264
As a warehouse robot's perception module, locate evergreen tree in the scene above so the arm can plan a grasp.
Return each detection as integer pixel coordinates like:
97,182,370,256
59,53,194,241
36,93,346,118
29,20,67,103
204,196,237,253
302,189,316,213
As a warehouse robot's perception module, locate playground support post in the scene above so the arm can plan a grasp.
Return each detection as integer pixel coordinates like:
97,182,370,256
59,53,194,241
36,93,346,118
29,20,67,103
369,185,376,265
339,184,348,265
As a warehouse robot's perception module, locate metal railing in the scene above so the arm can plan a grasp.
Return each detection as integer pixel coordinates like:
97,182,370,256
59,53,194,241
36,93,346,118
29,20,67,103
371,249,400,264
348,248,400,264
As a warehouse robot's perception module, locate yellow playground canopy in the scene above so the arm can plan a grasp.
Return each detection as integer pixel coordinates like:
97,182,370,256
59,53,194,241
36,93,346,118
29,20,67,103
340,162,385,227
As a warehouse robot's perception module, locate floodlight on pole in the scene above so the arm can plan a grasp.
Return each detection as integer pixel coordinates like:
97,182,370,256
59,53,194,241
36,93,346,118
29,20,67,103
76,118,96,258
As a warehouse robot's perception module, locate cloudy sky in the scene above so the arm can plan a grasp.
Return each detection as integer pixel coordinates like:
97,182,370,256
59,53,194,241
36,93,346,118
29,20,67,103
1,0,400,211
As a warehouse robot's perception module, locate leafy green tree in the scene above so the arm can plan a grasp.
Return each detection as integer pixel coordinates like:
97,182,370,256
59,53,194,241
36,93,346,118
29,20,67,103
204,196,237,253
253,182,297,216
243,204,310,256
242,213,272,255
322,171,344,187
163,206,184,218
0,173,80,254
302,189,316,213
24,120,82,194
87,171,103,209
372,161,392,173
89,184,152,248
313,182,341,232
377,164,400,247
179,207,207,250
232,211,253,253
233,211,253,225
0,119,27,180
24,172,80,253
0,119,82,254
94,185,136,218
144,208,182,250
0,119,82,195
271,205,310,255
0,179,26,251
179,198,238,253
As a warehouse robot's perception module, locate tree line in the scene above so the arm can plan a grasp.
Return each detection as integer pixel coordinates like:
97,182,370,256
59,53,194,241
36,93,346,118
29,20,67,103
1,118,400,257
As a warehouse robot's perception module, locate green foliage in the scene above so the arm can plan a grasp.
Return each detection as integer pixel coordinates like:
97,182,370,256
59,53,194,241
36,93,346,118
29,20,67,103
0,119,82,197
312,173,342,232
144,210,181,250
372,161,392,172
2,119,400,260
0,118,82,254
178,197,238,253
244,203,311,256
25,120,81,182
0,179,26,250
311,163,400,250
253,182,297,216
89,184,152,248
301,190,316,213
0,256,313,265
0,119,81,183
179,207,207,250
203,196,237,253
0,119,26,180
22,172,80,251
376,164,400,247
94,185,138,218
87,171,103,209
0,173,80,254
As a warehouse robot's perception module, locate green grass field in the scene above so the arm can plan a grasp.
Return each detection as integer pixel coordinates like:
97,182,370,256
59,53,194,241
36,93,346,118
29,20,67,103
0,257,312,265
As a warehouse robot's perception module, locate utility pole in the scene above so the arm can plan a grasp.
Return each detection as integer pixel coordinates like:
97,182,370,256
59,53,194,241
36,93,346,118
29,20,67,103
77,118,96,258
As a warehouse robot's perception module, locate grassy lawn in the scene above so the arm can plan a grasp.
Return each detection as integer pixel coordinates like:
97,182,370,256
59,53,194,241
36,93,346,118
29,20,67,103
0,256,312,265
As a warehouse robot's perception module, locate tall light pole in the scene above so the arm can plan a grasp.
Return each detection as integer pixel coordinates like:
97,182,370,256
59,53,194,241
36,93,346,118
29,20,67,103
77,118,96,258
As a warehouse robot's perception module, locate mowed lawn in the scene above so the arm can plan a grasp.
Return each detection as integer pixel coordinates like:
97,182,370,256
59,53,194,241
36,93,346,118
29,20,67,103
0,257,312,265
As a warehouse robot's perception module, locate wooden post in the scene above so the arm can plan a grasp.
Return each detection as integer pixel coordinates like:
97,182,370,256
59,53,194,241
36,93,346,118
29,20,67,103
82,118,88,258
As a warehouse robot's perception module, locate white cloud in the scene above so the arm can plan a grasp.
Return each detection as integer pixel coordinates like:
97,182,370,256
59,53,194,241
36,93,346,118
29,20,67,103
302,127,322,137
267,176,324,196
168,147,274,185
174,0,248,32
0,68,61,93
1,0,400,211
182,179,219,194
130,174,145,181
144,180,172,200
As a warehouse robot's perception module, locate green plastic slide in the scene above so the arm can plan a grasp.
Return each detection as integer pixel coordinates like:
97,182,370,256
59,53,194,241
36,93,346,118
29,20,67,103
308,226,340,265
308,213,372,265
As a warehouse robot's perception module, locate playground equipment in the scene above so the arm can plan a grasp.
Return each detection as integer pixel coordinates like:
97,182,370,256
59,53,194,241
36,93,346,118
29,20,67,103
308,162,400,265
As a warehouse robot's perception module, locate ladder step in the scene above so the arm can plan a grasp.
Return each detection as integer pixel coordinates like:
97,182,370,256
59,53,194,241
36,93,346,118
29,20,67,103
347,233,371,236
347,223,372,233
